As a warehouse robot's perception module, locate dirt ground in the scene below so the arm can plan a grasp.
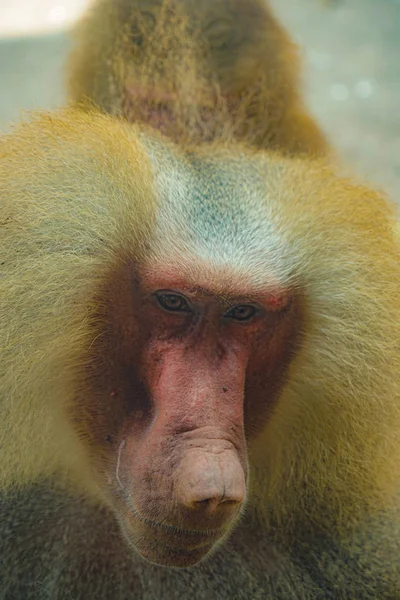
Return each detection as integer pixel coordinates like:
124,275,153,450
0,0,399,202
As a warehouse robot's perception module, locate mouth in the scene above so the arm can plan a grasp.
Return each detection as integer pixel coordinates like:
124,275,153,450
136,511,225,538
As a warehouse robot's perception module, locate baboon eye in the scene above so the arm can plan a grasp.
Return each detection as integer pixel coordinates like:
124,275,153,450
224,304,257,322
155,291,192,313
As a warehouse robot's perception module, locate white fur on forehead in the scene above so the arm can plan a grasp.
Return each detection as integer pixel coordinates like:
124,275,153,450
141,138,294,289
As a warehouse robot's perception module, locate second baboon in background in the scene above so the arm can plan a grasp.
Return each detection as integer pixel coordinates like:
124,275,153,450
67,0,328,154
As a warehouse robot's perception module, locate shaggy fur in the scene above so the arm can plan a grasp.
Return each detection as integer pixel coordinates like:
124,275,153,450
67,0,328,154
1,108,400,598
1,0,400,597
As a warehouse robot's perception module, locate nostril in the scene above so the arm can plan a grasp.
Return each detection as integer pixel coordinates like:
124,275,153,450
191,494,243,514
194,498,219,513
219,498,240,506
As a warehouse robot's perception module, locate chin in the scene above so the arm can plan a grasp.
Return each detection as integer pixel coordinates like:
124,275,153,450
139,542,215,568
118,513,226,568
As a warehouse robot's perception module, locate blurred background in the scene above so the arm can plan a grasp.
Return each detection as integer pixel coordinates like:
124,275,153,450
0,0,399,202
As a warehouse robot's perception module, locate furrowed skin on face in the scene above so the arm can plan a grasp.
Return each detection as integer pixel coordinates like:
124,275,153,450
75,147,301,568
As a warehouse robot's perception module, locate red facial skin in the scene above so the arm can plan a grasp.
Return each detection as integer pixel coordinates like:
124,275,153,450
80,262,299,568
